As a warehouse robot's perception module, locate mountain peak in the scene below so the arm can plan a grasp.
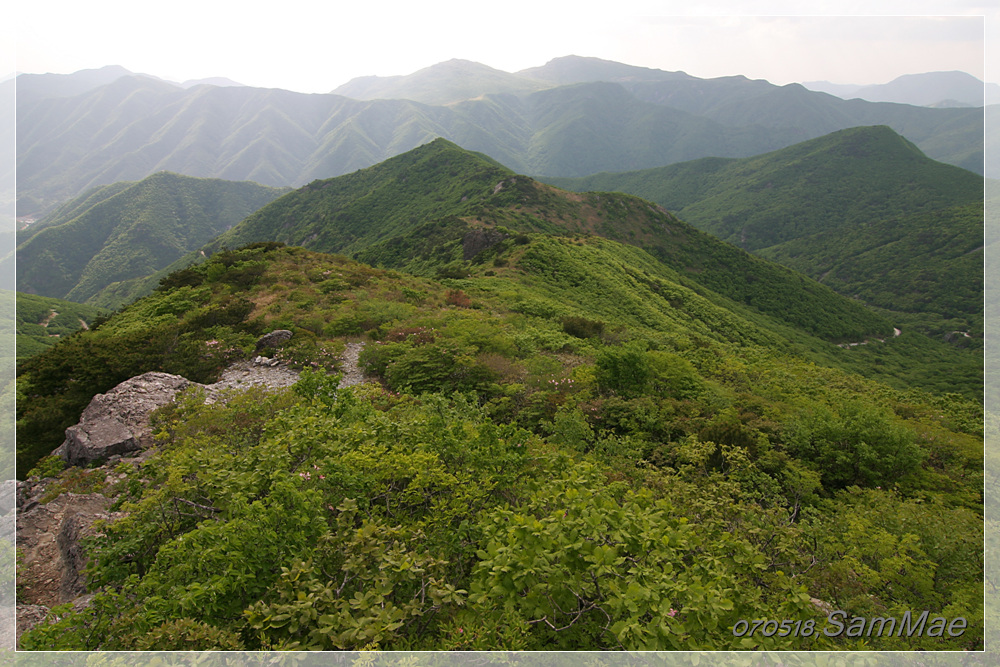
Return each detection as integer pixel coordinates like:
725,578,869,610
517,55,689,84
331,58,545,105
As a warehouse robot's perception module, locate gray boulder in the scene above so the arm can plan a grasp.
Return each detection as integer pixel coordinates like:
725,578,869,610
55,372,192,466
255,329,293,351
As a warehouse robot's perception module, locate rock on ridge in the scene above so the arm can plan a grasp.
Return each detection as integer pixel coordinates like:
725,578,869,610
16,492,115,607
55,372,192,467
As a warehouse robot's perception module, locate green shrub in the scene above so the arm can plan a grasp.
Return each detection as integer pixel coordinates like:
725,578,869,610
561,315,605,339
26,454,65,480
596,342,650,397
785,403,927,489
133,618,245,651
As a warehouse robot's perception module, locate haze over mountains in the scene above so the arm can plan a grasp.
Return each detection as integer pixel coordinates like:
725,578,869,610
804,70,1000,107
12,55,986,217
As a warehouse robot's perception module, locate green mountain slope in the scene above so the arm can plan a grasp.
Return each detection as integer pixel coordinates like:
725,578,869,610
621,80,983,172
759,204,983,324
544,126,983,337
211,139,892,343
15,241,983,651
203,140,984,399
10,172,288,302
15,292,102,360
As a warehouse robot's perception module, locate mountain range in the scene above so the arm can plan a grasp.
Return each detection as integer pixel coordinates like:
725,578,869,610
11,56,985,217
12,76,985,650
804,70,1000,107
13,126,982,390
544,125,983,337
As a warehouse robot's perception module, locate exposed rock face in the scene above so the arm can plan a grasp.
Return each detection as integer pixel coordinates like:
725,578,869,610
255,329,293,351
16,605,47,648
462,229,507,261
55,372,192,466
16,493,115,608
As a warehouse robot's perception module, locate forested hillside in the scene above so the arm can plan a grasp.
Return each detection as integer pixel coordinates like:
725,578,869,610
544,126,984,342
8,173,288,301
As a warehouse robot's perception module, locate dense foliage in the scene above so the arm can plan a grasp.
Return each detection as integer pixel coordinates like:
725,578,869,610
17,239,983,651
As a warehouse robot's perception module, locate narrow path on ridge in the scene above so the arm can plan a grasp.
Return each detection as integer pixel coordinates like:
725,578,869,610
338,341,367,388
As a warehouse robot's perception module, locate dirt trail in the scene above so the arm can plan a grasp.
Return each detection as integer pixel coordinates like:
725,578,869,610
838,327,901,349
338,342,367,388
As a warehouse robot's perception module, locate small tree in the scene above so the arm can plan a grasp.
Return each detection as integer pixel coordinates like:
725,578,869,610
785,403,926,489
595,342,649,397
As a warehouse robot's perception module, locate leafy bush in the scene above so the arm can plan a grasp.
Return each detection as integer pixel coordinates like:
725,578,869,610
26,454,65,480
470,463,816,650
561,315,605,339
133,618,245,651
785,403,926,489
595,342,650,397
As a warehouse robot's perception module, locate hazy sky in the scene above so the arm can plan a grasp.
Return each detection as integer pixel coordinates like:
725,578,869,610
10,1,997,92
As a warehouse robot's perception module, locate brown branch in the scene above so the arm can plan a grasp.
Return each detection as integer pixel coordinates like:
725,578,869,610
175,497,220,513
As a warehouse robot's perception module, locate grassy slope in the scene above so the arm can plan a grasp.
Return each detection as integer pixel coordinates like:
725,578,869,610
15,239,981,477
14,239,984,651
543,126,983,336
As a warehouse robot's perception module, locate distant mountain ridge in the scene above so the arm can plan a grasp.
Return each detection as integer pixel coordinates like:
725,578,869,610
12,56,984,216
209,138,893,343
804,70,1000,107
331,58,548,105
7,66,245,100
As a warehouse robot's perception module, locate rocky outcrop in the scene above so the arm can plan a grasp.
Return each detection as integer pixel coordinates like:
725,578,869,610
16,357,308,646
204,359,300,404
52,357,308,466
462,229,507,261
16,493,116,608
255,329,293,351
54,372,192,466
